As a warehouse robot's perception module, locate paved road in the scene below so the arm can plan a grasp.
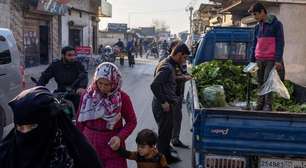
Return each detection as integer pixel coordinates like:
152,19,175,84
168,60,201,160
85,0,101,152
25,58,192,168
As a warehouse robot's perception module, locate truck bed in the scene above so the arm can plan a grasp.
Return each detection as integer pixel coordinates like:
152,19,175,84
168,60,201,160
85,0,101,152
187,79,306,157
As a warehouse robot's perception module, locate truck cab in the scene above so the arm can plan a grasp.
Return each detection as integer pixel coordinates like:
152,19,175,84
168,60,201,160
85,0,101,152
192,27,254,65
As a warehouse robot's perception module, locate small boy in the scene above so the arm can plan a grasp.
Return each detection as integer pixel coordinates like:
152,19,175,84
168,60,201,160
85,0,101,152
110,129,169,168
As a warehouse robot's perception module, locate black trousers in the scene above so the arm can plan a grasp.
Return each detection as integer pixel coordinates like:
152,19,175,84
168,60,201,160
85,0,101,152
152,98,174,156
172,96,183,140
256,61,285,107
128,51,135,66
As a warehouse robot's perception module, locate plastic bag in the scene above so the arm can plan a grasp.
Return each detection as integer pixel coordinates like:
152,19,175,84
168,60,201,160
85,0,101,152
202,85,227,107
243,62,259,73
258,67,290,99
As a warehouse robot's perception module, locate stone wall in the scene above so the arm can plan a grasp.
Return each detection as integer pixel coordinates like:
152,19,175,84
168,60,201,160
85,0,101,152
10,0,24,63
51,16,60,60
0,0,10,28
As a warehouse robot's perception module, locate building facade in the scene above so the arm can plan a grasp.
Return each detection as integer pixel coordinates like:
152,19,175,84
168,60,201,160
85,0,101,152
0,0,110,67
61,0,101,54
193,3,220,34
0,0,64,67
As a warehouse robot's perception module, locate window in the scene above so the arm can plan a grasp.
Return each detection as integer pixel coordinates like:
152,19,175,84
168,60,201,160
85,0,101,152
231,43,247,60
215,42,230,59
214,42,247,61
0,36,11,65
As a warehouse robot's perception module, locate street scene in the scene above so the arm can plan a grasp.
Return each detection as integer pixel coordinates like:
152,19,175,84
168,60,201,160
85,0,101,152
1,0,306,168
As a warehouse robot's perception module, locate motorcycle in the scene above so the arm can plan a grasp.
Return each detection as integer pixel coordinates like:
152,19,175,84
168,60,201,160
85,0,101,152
31,73,86,122
114,45,125,66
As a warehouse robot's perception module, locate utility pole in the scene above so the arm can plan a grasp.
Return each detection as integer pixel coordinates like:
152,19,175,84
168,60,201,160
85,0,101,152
189,6,194,39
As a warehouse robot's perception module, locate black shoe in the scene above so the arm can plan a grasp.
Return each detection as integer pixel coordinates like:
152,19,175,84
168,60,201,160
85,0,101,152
172,139,189,149
170,146,178,153
165,154,181,164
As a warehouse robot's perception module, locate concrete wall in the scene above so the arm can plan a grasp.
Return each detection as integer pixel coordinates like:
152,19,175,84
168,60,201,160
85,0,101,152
277,4,306,86
9,0,23,61
61,10,92,47
52,16,60,60
67,0,91,12
0,0,10,28
98,32,125,46
67,0,100,14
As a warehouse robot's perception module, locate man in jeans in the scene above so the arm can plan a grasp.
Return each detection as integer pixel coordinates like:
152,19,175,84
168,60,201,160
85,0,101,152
249,3,285,111
151,43,190,164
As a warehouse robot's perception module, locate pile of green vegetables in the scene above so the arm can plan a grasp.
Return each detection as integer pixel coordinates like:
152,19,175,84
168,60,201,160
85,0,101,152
191,60,306,112
191,60,251,103
273,81,306,112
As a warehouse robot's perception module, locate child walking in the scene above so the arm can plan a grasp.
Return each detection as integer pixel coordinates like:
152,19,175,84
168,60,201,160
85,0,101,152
110,129,169,168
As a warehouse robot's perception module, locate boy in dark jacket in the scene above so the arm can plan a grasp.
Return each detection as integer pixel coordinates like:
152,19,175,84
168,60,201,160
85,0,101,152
249,3,285,111
110,129,169,168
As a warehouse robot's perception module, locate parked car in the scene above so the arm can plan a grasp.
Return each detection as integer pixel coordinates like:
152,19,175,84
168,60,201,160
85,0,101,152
0,28,24,139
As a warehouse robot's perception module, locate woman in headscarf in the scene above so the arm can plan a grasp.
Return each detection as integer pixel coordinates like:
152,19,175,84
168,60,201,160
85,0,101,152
77,62,137,168
0,86,102,168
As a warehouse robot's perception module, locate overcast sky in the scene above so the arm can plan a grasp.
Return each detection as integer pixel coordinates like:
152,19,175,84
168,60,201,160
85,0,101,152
99,0,207,34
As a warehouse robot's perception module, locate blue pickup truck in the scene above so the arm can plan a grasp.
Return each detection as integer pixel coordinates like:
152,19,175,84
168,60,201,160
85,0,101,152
187,27,306,168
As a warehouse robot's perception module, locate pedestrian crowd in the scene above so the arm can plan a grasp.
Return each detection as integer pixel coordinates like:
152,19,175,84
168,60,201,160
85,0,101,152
0,1,286,167
0,37,191,168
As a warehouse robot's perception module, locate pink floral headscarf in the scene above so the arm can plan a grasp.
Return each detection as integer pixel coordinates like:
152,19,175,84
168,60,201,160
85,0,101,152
78,62,122,130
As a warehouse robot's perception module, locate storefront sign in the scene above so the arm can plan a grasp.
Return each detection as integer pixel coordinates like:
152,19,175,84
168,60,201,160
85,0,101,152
75,46,92,55
28,0,69,15
108,23,127,33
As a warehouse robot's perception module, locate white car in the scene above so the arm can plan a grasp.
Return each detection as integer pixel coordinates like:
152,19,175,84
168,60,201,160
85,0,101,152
0,28,24,139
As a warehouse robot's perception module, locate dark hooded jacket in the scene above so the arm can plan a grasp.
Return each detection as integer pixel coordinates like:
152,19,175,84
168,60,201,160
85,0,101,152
251,15,285,62
38,59,88,92
0,86,102,168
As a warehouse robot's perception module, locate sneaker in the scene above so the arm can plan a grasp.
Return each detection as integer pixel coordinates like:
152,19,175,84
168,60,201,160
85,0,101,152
170,146,178,153
171,139,189,149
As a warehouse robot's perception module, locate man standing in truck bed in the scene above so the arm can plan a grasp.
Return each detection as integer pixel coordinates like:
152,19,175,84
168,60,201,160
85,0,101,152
249,2,285,111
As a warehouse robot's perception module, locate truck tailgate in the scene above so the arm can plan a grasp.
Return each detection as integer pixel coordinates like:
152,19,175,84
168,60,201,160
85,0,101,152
193,109,306,157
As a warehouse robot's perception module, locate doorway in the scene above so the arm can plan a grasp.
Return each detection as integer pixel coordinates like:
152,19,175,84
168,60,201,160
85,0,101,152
69,28,82,48
39,25,49,65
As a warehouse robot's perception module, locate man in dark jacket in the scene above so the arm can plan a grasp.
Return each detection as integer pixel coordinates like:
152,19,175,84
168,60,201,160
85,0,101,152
159,40,191,149
249,3,285,111
151,43,190,164
38,46,88,109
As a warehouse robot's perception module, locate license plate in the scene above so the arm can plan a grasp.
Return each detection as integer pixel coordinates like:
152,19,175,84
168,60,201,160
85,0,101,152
260,158,306,168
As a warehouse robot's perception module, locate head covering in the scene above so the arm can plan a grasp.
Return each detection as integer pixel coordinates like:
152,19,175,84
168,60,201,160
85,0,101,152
78,62,122,130
0,86,102,168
